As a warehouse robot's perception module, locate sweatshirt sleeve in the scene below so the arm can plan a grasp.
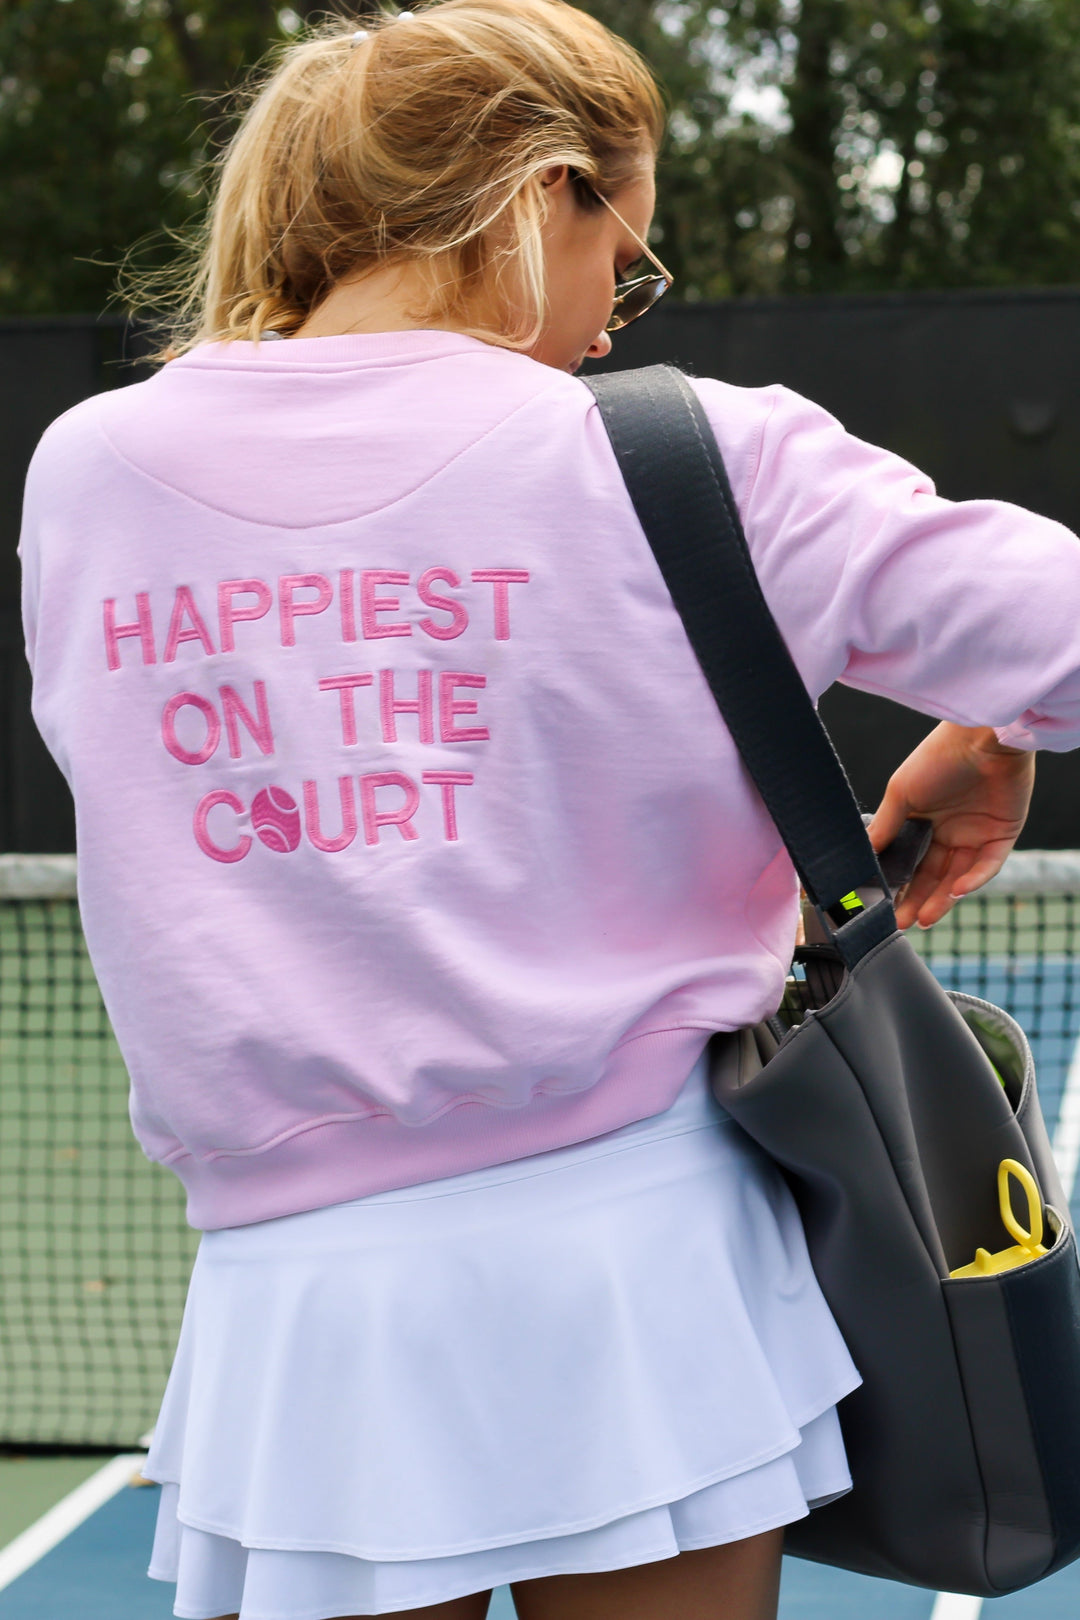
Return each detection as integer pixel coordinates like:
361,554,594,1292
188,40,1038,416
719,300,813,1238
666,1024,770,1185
693,377,1080,753
16,400,103,786
18,445,41,682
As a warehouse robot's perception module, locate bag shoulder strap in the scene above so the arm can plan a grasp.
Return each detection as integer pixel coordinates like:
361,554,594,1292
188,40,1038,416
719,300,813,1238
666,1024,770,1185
584,363,899,967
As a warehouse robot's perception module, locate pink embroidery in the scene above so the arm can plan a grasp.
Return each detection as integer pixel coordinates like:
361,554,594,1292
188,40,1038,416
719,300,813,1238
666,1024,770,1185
379,668,434,743
279,574,333,647
163,587,216,663
162,692,221,766
318,673,374,747
422,771,473,841
361,570,411,639
359,771,420,844
303,777,359,852
439,672,489,743
193,790,251,863
218,580,272,653
470,569,529,640
251,785,301,852
417,567,468,640
340,569,357,643
103,593,156,671
220,681,274,759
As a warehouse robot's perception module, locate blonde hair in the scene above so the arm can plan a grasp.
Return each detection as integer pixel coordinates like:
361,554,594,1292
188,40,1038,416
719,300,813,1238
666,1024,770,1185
140,0,664,358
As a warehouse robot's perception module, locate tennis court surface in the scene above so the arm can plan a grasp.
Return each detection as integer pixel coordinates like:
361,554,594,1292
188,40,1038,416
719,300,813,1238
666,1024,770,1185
2,849,1080,1618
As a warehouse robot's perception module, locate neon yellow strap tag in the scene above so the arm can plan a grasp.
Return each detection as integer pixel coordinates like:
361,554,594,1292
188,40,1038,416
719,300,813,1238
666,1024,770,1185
838,891,864,913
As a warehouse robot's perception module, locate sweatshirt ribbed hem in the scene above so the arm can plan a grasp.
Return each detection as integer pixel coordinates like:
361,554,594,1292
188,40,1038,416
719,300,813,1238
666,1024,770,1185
171,1026,716,1230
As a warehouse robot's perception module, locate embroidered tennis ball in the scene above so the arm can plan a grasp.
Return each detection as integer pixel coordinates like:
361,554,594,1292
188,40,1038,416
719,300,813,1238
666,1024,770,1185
251,786,301,853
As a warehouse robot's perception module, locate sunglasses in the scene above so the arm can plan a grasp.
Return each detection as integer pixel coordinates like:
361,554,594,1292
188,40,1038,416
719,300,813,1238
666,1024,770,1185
587,186,674,332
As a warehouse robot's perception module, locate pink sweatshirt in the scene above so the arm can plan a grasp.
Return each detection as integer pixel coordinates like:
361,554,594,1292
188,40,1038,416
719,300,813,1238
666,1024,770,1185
19,329,1080,1229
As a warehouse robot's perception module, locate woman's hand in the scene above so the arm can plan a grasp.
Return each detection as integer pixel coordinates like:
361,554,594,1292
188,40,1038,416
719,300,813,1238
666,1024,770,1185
864,721,1035,931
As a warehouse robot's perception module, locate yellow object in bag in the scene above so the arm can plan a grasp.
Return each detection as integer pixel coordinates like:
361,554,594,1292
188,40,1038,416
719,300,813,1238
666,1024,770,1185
950,1159,1049,1278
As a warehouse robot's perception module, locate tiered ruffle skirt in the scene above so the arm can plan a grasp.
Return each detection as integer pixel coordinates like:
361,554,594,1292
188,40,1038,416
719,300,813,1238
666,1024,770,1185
145,1052,860,1619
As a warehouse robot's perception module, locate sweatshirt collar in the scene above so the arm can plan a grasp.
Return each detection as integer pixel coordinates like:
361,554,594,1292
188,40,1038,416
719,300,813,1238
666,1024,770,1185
173,328,505,372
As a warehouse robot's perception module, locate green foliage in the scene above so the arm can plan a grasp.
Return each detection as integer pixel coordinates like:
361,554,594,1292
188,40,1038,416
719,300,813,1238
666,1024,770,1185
629,0,1080,295
770,0,1080,292
0,1,189,314
0,0,296,315
0,0,1078,314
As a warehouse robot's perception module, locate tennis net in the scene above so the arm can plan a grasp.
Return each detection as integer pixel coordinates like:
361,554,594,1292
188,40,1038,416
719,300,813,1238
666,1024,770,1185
1,849,1079,1453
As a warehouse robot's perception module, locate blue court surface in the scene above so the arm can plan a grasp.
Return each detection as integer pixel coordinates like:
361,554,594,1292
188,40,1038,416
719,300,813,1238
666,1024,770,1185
0,1479,173,1619
2,954,1080,1618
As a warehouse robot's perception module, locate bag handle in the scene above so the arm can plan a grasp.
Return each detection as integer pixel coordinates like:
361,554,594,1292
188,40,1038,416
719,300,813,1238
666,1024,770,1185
584,363,904,968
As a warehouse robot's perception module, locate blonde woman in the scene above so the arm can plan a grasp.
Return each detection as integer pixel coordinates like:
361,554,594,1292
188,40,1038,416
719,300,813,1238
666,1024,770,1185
18,2,1077,1618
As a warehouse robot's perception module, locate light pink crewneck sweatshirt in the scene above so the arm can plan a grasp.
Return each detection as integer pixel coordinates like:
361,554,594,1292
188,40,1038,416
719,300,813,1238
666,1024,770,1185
18,330,1080,1229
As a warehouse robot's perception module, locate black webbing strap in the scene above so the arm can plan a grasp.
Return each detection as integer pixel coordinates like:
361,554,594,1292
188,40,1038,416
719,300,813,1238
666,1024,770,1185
585,363,896,966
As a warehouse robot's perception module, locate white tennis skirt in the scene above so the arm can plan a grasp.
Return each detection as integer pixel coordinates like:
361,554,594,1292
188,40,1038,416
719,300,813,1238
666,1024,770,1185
144,1051,860,1619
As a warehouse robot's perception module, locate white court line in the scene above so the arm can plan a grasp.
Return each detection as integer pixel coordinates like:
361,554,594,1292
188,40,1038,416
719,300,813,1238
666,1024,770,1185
0,1452,145,1594
930,1024,1080,1620
929,1597,984,1620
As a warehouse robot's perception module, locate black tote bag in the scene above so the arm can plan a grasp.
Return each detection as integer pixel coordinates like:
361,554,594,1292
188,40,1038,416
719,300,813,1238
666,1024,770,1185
585,363,1080,1597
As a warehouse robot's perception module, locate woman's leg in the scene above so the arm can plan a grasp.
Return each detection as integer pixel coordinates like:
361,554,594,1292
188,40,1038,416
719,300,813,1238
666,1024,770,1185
371,1600,493,1620
210,1593,492,1620
510,1528,784,1620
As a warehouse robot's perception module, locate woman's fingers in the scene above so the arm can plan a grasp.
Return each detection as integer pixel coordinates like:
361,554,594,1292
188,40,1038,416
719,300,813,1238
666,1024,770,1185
857,723,1031,932
894,846,968,929
891,839,1015,930
946,842,1014,897
864,781,913,854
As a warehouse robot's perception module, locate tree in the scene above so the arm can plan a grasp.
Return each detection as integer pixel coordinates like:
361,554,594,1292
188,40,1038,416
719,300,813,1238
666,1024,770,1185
630,0,1080,295
727,0,1080,294
0,0,190,315
0,1,320,315
1,0,1079,315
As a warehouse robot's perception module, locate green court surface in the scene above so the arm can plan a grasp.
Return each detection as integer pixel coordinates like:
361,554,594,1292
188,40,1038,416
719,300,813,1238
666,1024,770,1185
0,1456,102,1549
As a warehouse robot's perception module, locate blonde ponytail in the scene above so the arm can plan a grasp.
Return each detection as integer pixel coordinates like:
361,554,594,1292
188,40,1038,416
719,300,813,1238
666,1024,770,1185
133,0,664,358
